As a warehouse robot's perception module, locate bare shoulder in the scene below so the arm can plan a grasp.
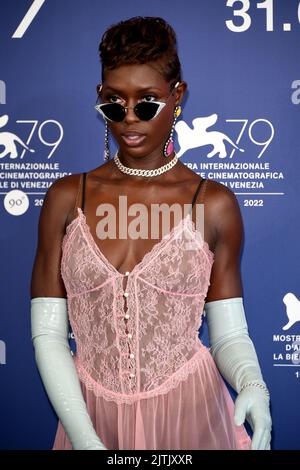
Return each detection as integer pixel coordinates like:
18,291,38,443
43,173,82,227
45,173,81,208
205,179,241,214
204,178,244,247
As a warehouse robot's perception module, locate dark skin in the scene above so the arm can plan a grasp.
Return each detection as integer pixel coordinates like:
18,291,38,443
30,63,243,302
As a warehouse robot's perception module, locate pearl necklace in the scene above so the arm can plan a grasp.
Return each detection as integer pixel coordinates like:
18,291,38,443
113,151,178,177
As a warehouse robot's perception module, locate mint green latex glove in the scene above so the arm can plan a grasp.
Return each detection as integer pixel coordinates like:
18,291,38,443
204,297,272,450
31,297,107,450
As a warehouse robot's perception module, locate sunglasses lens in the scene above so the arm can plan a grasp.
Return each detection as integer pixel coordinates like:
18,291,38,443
98,102,161,122
100,104,125,122
135,102,160,120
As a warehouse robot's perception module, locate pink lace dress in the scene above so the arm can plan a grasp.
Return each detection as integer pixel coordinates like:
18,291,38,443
52,177,251,450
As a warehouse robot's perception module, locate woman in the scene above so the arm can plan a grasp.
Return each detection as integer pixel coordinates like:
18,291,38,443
30,16,272,450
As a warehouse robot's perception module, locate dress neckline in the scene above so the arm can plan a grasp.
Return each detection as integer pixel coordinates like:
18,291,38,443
64,206,214,277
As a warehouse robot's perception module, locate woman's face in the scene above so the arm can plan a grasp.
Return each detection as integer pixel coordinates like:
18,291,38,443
98,63,186,160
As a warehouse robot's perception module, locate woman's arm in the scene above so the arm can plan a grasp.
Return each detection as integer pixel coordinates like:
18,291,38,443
30,176,107,450
205,181,244,303
203,183,272,450
30,176,74,298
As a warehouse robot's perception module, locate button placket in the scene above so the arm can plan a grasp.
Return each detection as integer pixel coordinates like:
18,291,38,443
121,271,136,381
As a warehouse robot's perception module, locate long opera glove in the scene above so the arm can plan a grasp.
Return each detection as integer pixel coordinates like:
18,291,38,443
31,297,107,450
205,297,272,450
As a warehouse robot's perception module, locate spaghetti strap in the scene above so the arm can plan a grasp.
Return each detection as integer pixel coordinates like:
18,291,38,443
72,173,83,218
191,178,208,211
72,172,86,219
81,172,87,213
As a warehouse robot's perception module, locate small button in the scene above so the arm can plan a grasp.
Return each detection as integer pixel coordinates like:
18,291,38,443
127,333,132,339
129,353,135,359
129,373,135,378
125,271,130,276
123,292,129,298
124,314,130,319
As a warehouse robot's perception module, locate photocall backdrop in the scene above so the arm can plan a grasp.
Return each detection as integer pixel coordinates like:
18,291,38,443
0,0,299,450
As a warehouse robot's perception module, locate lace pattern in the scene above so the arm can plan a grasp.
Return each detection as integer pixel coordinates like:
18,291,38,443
61,207,214,400
74,344,212,405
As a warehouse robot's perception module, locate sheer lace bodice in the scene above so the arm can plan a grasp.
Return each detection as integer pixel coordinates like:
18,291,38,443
61,201,214,404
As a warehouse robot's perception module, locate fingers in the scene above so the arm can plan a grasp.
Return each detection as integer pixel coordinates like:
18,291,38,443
260,430,272,450
251,426,265,450
251,411,272,450
251,428,271,450
234,399,247,426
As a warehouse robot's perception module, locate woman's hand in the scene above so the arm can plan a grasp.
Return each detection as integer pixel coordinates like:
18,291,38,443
234,387,272,450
